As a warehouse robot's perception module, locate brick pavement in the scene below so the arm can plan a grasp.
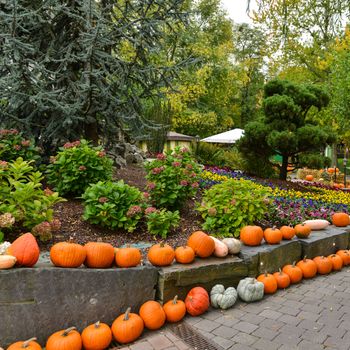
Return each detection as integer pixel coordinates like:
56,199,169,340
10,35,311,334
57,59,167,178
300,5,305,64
119,268,350,350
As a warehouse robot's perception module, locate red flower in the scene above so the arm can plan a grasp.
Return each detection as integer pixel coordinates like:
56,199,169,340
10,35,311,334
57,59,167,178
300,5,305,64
78,165,86,171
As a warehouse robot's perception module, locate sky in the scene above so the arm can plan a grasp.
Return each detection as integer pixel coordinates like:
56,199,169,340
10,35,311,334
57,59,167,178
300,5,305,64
221,0,257,24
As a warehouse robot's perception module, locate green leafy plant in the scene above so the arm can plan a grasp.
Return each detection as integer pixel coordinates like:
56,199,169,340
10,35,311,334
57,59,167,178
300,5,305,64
197,178,271,237
145,207,180,238
0,158,63,239
0,129,40,163
47,139,113,196
82,180,143,232
145,147,201,209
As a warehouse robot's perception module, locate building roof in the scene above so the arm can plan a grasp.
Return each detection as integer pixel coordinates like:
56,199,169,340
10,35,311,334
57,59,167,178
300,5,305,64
166,131,195,141
201,128,244,144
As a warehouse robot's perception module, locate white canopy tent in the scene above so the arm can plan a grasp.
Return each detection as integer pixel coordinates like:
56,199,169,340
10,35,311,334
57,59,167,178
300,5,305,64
200,128,244,144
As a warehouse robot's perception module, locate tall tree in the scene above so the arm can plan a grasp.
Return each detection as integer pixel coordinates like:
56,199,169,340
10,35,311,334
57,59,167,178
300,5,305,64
0,0,188,149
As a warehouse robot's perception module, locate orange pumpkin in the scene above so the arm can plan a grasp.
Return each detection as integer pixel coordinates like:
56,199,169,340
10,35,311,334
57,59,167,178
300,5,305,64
336,250,350,266
263,227,282,244
273,269,290,289
280,226,296,240
294,224,311,238
305,175,314,181
7,338,42,350
147,243,175,266
187,231,215,258
115,246,141,268
332,213,350,227
7,233,40,267
50,241,86,268
46,327,82,350
313,256,333,275
175,246,195,264
163,295,187,323
328,254,343,271
84,242,115,268
111,307,144,344
327,167,339,174
257,272,278,294
139,300,166,330
240,226,264,246
185,287,209,316
282,263,303,284
296,257,317,279
81,321,112,350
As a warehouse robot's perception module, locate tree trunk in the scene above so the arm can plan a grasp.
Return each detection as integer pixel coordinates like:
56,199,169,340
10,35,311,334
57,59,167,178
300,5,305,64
279,155,288,180
84,121,99,145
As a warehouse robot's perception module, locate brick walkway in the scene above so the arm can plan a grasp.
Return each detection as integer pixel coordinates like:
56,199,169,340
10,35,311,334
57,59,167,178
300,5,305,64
119,268,350,350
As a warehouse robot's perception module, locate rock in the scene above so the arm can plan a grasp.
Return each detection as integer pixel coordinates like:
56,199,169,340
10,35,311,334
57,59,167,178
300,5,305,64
0,265,158,347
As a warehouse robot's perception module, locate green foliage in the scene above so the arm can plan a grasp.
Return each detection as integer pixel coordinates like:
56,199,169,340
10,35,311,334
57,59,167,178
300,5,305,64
0,129,40,163
0,158,63,234
298,153,331,169
145,147,201,209
82,181,142,233
238,79,335,180
47,140,113,196
197,179,271,237
145,208,180,238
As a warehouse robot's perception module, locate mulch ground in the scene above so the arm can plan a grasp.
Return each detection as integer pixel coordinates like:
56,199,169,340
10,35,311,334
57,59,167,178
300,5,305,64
40,165,315,251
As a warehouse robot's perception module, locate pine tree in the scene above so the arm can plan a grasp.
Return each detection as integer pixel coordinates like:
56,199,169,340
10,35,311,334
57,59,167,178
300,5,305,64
0,0,188,149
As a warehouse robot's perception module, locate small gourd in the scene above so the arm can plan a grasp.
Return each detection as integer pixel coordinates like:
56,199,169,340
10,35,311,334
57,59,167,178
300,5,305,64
303,220,329,230
237,277,264,303
0,255,17,269
222,238,241,254
210,284,237,310
210,237,228,258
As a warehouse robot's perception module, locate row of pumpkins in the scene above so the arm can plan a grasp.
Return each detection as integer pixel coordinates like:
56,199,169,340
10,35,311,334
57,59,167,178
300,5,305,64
0,213,349,269
4,248,350,350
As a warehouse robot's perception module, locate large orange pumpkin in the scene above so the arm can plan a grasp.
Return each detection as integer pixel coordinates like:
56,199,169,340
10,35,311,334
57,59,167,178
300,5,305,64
273,269,290,289
328,254,343,271
313,256,332,275
240,226,264,246
263,227,282,244
7,338,42,350
115,246,142,268
336,250,350,266
81,321,112,350
139,300,166,330
332,213,350,227
163,295,187,323
296,257,317,278
84,242,115,268
7,233,40,267
187,231,215,258
111,308,144,344
282,263,303,284
185,287,209,316
50,241,86,268
257,272,278,294
294,224,311,238
305,175,314,181
175,246,195,264
280,226,296,240
147,243,175,266
46,327,82,350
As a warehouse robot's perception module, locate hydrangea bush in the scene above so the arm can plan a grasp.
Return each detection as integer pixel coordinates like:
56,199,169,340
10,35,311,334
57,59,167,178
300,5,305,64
145,207,180,238
46,139,113,196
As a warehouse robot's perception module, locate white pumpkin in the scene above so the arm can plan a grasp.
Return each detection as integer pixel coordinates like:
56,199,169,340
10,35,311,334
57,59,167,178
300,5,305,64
237,277,264,303
222,238,241,254
303,219,330,230
210,284,237,310
0,241,11,255
210,236,228,258
0,255,17,269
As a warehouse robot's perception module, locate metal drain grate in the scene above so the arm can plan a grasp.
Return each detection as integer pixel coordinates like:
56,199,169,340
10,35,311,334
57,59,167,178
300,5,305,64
168,322,224,350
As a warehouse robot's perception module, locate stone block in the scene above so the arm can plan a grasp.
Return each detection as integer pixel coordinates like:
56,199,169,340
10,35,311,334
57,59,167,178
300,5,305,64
0,264,158,347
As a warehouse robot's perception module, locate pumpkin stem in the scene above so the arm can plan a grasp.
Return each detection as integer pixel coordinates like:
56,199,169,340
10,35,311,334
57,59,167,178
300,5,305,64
22,338,37,348
94,321,100,329
264,271,268,277
68,237,75,244
292,261,296,267
62,327,77,336
124,307,131,321
278,268,282,275
97,238,103,242
303,256,307,262
172,295,178,304
272,225,277,230
160,242,165,248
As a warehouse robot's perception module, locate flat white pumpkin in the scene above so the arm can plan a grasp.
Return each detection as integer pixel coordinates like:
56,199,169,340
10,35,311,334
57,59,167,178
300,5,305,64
237,277,264,303
210,284,237,310
0,241,11,255
222,238,241,254
303,219,330,230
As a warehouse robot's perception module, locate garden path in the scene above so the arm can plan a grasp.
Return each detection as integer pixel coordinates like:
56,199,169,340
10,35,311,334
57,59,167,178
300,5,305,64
118,268,350,350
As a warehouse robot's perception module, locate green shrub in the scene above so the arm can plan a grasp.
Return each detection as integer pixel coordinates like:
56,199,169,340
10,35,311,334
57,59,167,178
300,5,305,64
145,147,201,209
145,207,180,238
82,180,143,232
0,128,40,163
0,158,63,240
298,153,331,169
197,178,271,237
47,139,113,196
